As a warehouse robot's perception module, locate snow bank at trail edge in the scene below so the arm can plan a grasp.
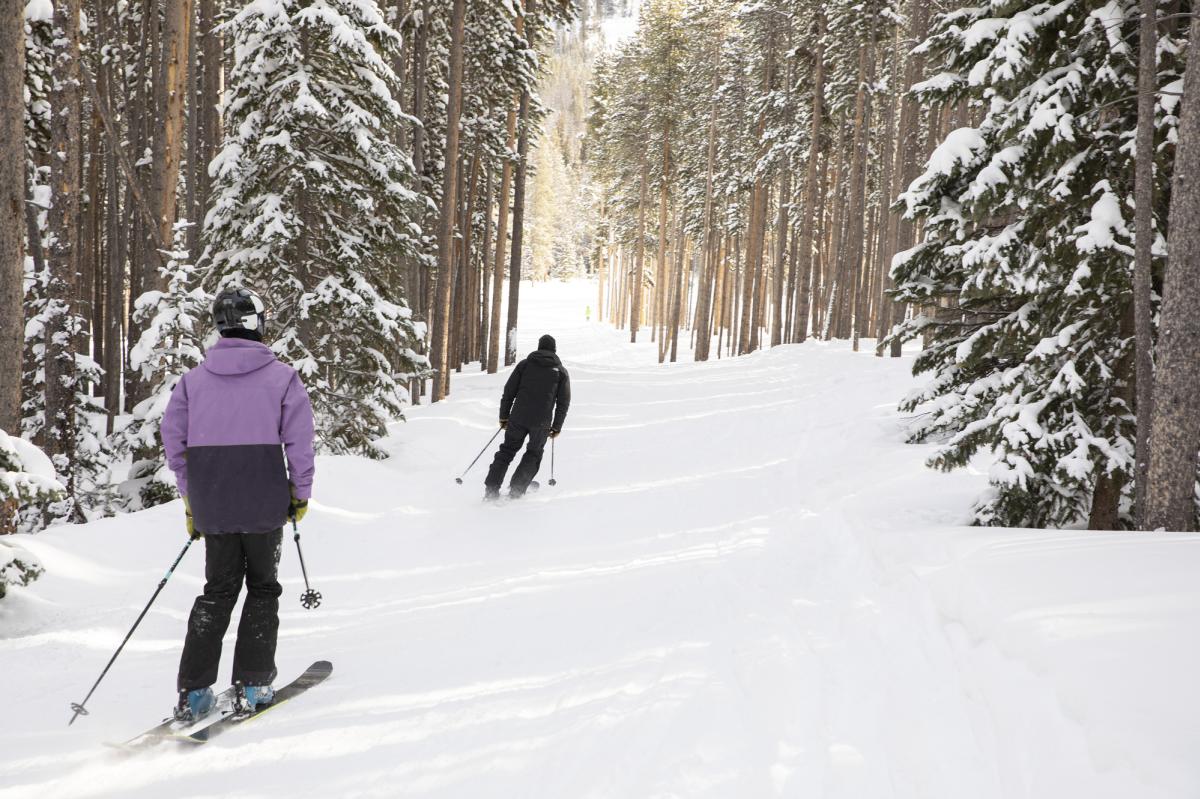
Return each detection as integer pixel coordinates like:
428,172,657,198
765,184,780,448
1,279,1199,799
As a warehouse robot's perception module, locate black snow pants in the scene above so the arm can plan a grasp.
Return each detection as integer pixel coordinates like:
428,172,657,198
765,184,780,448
177,529,283,691
485,422,549,495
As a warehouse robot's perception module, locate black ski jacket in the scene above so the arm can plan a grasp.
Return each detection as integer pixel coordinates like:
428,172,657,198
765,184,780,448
500,349,571,432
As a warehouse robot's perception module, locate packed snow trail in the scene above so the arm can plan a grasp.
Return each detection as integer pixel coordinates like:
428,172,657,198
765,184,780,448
3,281,1200,798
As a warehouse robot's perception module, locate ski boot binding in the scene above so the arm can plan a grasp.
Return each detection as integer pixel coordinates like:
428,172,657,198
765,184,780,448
233,683,275,718
173,686,216,723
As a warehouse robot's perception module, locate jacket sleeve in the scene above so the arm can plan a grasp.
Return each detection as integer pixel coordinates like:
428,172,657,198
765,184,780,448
161,375,190,498
500,361,525,421
281,371,316,500
552,367,571,432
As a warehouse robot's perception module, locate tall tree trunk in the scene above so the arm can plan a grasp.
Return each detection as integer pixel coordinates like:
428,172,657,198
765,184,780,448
430,0,466,401
772,165,791,348
45,0,84,510
631,153,649,342
891,0,928,356
477,163,494,367
105,121,124,431
152,0,192,259
408,0,430,402
795,16,825,344
875,27,902,356
1132,0,1157,527
506,82,533,367
0,0,24,433
822,124,849,339
488,109,517,373
668,222,686,362
847,26,876,352
1145,16,1200,532
694,71,720,361
457,148,481,369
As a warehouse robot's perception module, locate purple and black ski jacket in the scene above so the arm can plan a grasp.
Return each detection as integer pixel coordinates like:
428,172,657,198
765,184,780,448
162,337,315,535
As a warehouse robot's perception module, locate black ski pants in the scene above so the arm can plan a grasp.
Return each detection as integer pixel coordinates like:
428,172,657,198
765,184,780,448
177,529,283,691
485,422,548,495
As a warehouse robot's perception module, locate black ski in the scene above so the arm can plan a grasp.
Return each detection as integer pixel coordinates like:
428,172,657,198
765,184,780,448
184,660,333,744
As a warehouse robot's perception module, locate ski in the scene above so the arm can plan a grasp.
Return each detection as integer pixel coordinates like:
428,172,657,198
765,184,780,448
183,660,332,744
108,684,239,753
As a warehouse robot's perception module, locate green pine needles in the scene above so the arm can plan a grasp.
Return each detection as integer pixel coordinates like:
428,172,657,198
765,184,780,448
890,0,1182,527
204,0,430,458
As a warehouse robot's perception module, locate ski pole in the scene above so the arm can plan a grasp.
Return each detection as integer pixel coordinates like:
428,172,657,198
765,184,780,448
69,537,196,725
291,514,322,610
455,427,503,484
548,436,557,487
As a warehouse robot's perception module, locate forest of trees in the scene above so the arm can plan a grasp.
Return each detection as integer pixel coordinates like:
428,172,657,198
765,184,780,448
3,0,1200,548
0,0,578,536
586,0,1200,532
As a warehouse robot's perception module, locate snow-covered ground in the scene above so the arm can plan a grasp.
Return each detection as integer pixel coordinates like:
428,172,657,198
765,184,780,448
2,280,1199,798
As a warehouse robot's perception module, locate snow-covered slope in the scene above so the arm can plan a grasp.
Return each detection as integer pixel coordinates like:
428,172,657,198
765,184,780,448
2,281,1198,798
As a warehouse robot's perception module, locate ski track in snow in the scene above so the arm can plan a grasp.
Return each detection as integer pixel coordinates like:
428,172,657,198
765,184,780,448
2,280,1199,798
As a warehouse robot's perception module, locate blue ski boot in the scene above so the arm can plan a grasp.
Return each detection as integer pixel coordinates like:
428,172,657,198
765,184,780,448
173,687,216,722
233,683,275,716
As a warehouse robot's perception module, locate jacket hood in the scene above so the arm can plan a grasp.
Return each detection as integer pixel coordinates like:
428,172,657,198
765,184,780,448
528,350,561,367
202,337,279,376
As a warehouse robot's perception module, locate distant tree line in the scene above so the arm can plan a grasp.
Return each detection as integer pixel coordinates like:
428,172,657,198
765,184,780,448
587,0,1200,531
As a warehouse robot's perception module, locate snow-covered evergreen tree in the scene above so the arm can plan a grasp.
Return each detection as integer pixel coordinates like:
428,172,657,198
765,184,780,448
204,0,429,458
890,0,1184,527
21,0,54,443
0,428,65,538
113,225,207,510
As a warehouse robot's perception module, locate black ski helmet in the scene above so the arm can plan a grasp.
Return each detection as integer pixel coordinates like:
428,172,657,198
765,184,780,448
211,286,267,337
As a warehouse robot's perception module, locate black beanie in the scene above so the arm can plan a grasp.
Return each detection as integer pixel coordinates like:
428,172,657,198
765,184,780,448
538,334,556,352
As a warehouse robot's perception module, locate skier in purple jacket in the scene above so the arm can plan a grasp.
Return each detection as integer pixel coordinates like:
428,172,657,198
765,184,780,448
161,286,315,721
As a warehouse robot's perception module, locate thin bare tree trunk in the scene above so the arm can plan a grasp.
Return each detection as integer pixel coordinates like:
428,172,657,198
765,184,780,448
693,78,719,361
891,0,928,356
772,165,791,348
505,81,532,367
488,115,518,374
0,0,24,433
631,153,649,342
430,0,466,401
153,0,192,257
1132,0,1157,527
45,0,84,509
848,25,877,352
477,163,494,367
875,28,902,356
1146,16,1200,532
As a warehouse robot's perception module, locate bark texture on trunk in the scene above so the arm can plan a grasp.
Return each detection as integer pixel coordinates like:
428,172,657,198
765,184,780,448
430,0,466,401
1132,0,1157,527
0,0,25,432
45,0,84,506
506,85,532,367
1146,17,1200,532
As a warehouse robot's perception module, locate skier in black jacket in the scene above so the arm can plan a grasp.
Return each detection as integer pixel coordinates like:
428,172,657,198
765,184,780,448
485,334,571,499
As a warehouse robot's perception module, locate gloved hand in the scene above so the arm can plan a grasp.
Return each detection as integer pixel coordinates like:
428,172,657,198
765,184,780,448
289,485,308,524
549,429,561,439
499,419,508,430
183,496,200,540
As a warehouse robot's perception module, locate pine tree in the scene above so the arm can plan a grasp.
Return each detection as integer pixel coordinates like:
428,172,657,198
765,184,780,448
113,226,206,510
0,428,65,537
890,0,1183,527
204,0,430,458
